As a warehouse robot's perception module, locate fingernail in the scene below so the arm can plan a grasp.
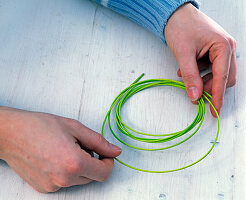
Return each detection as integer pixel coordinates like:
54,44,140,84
110,144,122,152
188,87,199,101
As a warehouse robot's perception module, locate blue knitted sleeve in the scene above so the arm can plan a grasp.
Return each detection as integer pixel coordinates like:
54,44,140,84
92,0,199,43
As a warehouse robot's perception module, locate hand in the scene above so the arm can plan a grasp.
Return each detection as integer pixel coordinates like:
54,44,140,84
0,107,121,193
165,3,237,116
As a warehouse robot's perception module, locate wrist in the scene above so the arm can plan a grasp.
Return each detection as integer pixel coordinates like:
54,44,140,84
165,3,198,41
170,3,198,19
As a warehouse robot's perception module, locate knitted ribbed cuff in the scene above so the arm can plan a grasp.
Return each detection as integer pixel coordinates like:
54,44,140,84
96,0,199,43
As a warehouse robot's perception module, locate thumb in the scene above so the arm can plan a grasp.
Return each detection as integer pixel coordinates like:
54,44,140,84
72,123,122,158
177,54,203,101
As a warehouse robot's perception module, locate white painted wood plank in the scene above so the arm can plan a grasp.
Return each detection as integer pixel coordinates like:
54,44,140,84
0,0,245,199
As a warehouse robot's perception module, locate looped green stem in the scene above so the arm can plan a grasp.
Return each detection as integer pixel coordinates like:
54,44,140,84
102,73,220,173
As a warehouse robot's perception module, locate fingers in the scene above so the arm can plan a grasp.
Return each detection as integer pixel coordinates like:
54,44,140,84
227,48,237,87
177,57,211,77
55,176,93,187
82,156,114,182
70,149,114,182
209,39,233,116
61,120,120,184
51,149,114,185
176,39,236,118
177,51,203,101
202,72,213,94
73,177,93,185
75,140,94,157
48,167,93,189
69,120,122,158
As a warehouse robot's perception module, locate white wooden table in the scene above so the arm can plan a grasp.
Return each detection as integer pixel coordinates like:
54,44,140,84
0,0,245,199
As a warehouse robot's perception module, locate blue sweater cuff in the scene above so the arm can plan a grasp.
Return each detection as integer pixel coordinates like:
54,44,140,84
95,0,199,43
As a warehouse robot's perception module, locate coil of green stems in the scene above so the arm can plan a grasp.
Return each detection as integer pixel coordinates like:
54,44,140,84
102,73,220,173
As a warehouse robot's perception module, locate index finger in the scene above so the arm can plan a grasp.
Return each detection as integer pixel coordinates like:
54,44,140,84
210,41,232,116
